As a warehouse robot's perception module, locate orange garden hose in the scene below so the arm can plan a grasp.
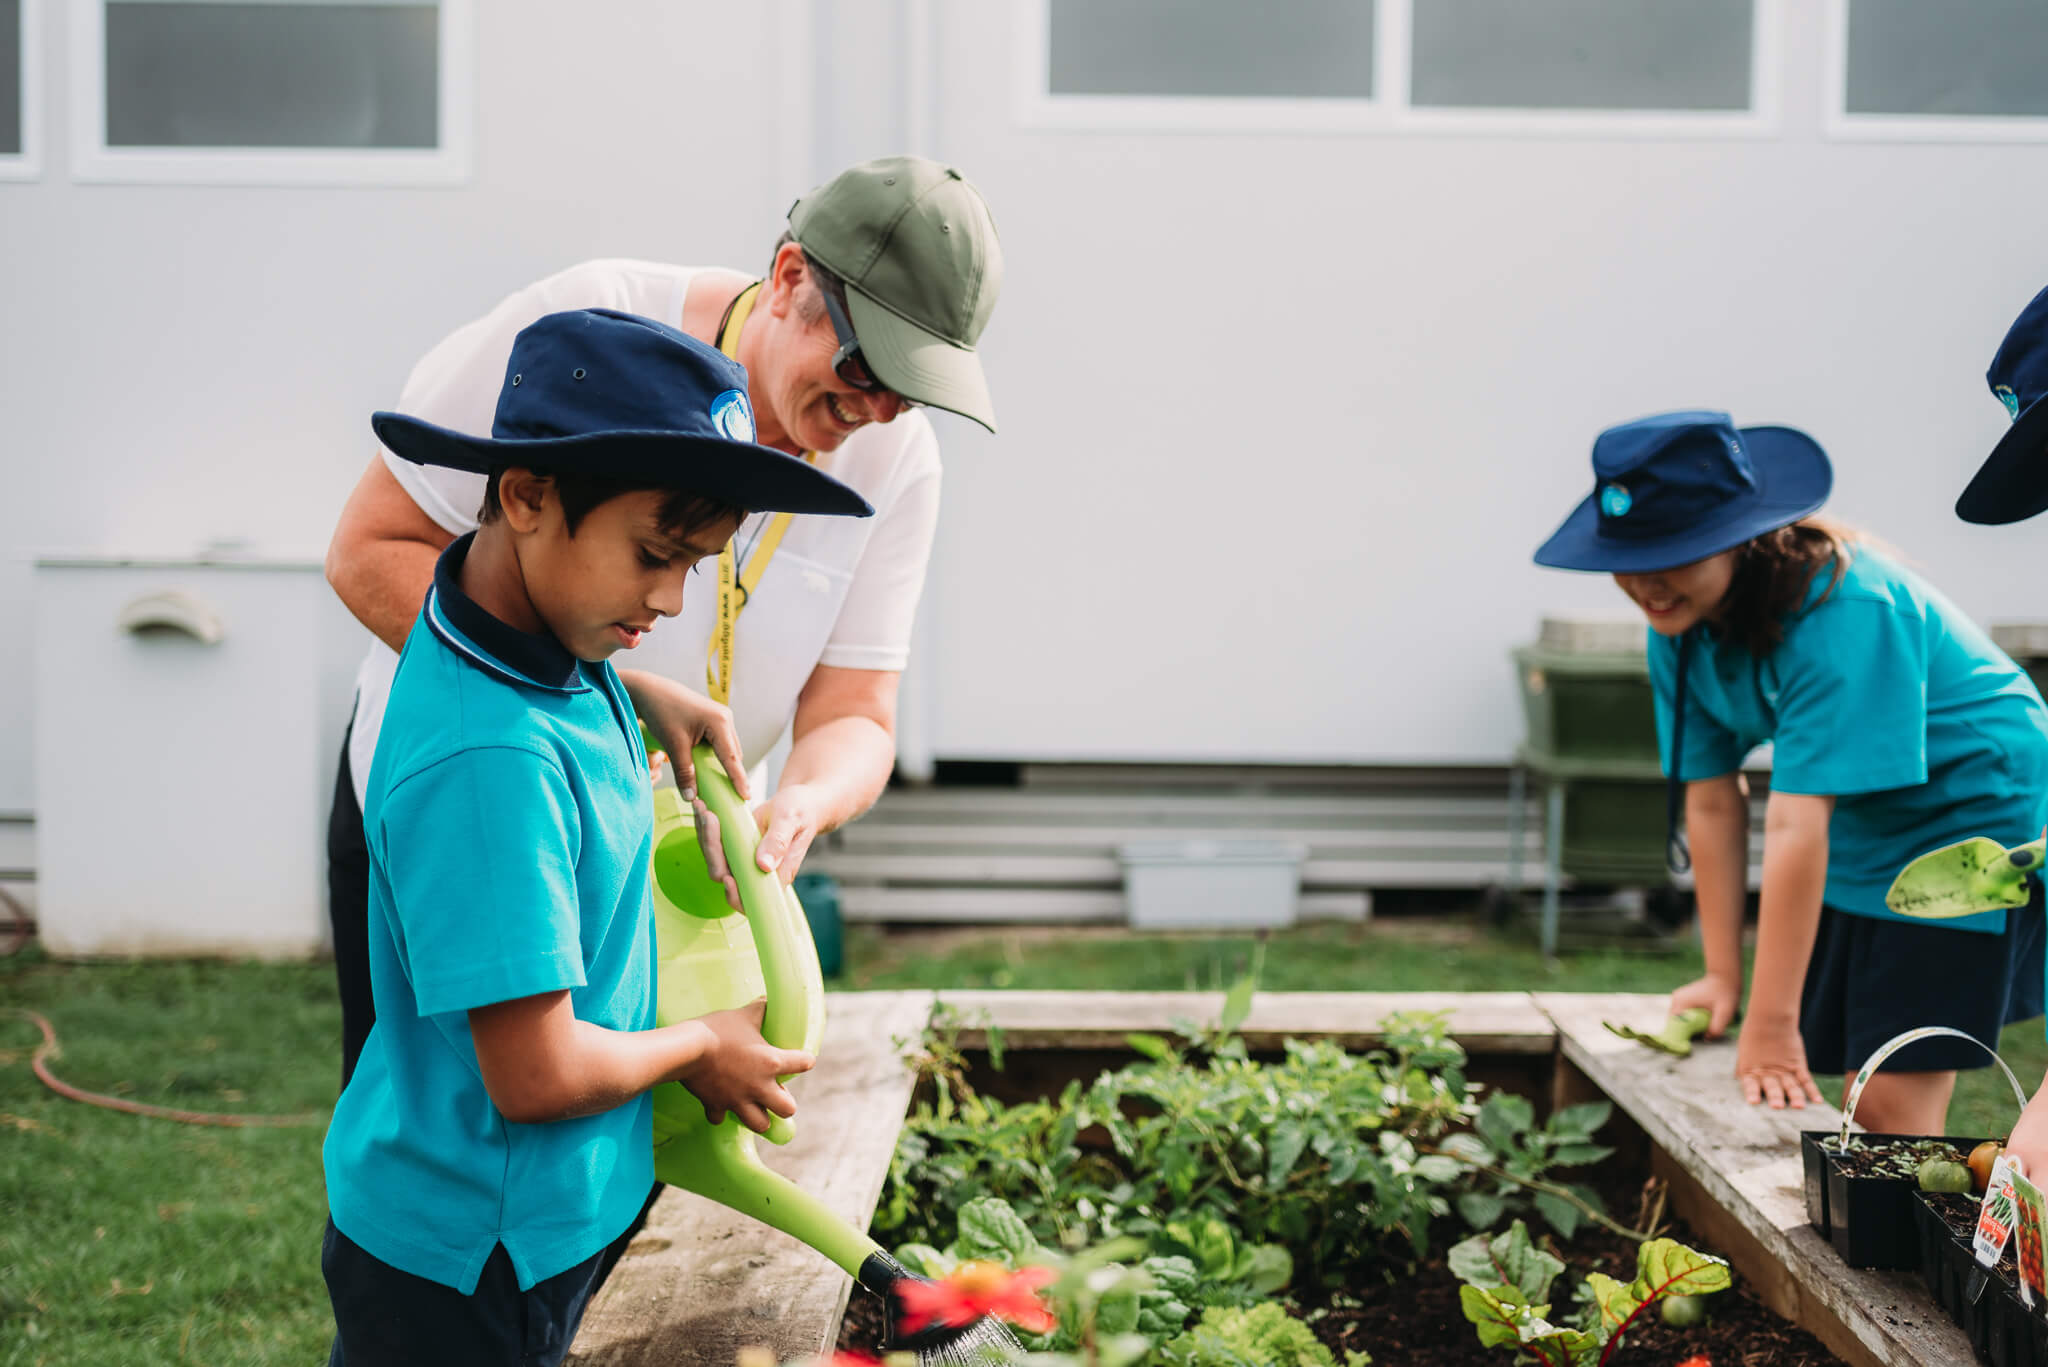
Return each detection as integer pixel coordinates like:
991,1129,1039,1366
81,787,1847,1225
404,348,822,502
3,1007,322,1129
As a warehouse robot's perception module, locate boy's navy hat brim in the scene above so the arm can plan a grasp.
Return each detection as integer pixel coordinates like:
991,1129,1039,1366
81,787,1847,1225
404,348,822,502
1957,393,2048,526
1535,425,1831,574
371,412,874,518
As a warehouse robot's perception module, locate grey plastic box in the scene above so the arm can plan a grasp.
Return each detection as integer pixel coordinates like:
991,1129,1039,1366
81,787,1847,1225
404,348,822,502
1118,840,1307,930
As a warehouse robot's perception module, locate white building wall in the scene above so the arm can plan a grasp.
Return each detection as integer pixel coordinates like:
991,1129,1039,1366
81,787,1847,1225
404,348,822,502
0,1,815,813
6,0,2048,821
918,1,2048,763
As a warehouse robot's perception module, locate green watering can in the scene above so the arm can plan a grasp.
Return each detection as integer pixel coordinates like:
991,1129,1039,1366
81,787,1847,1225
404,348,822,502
1885,835,2045,919
644,740,1009,1357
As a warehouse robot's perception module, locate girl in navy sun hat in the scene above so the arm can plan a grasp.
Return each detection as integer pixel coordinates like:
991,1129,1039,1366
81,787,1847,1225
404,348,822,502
1537,410,2048,1134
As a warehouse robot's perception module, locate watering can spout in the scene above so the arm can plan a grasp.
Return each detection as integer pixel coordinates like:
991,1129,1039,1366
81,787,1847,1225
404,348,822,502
1886,835,2045,920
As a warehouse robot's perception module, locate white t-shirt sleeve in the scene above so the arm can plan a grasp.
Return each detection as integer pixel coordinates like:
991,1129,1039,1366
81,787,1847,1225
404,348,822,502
377,263,653,535
818,420,941,673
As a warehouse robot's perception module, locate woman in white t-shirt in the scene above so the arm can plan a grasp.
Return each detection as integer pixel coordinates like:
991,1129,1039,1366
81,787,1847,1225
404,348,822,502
323,156,1003,1082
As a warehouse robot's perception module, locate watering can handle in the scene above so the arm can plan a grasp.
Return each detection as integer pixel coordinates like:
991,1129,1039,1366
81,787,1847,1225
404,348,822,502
687,743,823,1146
1839,1026,2029,1148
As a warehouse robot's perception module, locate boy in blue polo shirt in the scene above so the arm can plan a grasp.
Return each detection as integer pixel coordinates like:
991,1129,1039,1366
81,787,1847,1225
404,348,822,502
320,308,872,1366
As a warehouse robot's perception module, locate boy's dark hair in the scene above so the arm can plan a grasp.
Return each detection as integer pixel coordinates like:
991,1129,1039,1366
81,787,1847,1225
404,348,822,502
478,467,745,539
1714,517,1862,656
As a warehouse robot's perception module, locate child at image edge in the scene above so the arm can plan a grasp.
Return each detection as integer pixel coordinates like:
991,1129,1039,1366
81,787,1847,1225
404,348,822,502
319,307,873,1366
1533,409,2048,1137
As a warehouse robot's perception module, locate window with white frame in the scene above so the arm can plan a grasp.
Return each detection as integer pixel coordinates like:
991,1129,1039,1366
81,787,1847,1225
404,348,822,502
1046,0,1375,101
74,0,469,183
1024,0,1771,134
1410,0,1752,112
1836,0,2048,128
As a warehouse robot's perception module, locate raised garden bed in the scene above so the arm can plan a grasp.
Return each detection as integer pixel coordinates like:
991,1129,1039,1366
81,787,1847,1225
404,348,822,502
566,992,1973,1367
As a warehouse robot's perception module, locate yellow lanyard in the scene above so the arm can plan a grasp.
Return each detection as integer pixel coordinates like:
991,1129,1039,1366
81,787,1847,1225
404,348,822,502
707,282,811,706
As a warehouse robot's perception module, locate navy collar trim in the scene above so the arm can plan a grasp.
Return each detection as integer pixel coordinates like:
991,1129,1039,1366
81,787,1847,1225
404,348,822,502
426,533,588,694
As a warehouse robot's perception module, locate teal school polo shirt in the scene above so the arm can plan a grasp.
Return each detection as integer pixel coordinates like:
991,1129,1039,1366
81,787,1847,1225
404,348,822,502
1648,547,2048,933
324,533,656,1293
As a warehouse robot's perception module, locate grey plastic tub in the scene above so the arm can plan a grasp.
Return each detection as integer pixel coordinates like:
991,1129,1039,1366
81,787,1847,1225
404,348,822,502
1118,840,1307,930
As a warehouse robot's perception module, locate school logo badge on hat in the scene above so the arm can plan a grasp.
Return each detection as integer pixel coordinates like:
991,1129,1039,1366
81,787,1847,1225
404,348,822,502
1600,484,1633,518
711,389,755,443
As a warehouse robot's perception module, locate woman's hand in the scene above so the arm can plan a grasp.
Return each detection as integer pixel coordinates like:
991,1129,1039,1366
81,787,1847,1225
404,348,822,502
751,784,828,884
1669,972,1742,1038
1734,1015,1825,1110
618,669,747,802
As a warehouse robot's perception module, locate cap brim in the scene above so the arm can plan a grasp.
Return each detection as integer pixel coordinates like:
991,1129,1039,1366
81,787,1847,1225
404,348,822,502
845,288,996,433
370,413,874,518
1957,395,2048,525
1534,425,1832,573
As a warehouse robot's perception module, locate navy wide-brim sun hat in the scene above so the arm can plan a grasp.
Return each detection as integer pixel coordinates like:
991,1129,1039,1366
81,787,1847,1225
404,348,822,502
1957,284,2048,526
1534,410,1832,574
372,308,873,519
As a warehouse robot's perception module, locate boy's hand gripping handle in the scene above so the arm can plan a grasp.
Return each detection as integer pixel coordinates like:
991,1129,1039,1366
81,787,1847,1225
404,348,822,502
688,743,826,1146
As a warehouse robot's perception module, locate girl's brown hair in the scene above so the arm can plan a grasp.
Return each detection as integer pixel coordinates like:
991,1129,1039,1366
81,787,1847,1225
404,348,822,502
1714,516,1863,656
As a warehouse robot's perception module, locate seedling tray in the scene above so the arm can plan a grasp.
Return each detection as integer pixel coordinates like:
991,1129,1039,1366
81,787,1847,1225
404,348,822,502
1803,1131,1991,1269
1915,1190,2048,1367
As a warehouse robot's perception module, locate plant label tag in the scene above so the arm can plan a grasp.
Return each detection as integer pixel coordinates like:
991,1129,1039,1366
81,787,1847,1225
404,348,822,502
1976,1156,2019,1269
2011,1164,2047,1308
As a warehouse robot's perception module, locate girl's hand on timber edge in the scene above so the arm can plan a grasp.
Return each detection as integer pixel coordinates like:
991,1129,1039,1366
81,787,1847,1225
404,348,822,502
1734,1016,1824,1110
1668,972,1741,1038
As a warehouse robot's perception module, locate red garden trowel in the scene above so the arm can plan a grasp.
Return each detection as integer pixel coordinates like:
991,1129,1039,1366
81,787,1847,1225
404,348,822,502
1885,835,2046,919
642,738,1021,1360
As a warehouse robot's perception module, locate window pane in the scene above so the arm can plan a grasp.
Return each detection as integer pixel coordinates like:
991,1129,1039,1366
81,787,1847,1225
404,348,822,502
105,3,438,149
1048,0,1374,100
1412,0,1752,111
1846,0,2048,118
1,0,20,156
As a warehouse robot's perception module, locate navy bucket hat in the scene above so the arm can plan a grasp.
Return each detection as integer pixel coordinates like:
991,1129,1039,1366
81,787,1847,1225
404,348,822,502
1534,411,1832,573
1957,285,2048,525
373,309,873,519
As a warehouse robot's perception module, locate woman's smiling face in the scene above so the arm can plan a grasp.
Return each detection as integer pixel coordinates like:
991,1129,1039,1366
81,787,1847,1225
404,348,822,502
1612,549,1738,636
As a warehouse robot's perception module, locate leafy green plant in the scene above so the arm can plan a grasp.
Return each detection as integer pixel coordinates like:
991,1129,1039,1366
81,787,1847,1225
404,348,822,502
1450,1219,1731,1367
1159,1303,1371,1367
1430,1094,1629,1240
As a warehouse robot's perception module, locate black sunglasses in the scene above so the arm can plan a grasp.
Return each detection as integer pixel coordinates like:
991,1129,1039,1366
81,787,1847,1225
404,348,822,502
817,284,922,408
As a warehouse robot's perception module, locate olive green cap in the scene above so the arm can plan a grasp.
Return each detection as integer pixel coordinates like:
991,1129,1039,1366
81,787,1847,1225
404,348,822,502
788,155,1003,432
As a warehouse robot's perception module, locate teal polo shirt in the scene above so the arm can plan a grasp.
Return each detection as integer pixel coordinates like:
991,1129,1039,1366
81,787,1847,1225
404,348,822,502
1649,547,2048,933
324,533,656,1293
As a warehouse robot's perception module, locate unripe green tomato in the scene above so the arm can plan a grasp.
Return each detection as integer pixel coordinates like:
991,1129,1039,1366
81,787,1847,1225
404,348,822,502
1919,1158,1973,1193
1660,1295,1708,1328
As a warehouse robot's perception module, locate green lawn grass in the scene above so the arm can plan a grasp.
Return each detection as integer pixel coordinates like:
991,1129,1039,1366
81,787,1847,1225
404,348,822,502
2,918,2041,1363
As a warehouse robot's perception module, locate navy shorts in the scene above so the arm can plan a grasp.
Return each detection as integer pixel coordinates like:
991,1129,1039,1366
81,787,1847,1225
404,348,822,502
1799,886,2045,1078
323,1219,607,1367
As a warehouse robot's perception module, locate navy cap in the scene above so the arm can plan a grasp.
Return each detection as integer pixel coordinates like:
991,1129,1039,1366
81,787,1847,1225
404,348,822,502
1958,286,2048,525
373,309,873,519
1535,411,1832,573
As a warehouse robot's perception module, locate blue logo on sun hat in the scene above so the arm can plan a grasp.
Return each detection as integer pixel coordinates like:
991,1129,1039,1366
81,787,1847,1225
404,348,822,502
710,389,755,443
1533,410,1832,574
1960,285,2048,524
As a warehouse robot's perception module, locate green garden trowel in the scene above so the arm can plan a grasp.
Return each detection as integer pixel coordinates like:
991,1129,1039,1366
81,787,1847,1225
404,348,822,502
643,739,1012,1358
1885,835,2046,919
